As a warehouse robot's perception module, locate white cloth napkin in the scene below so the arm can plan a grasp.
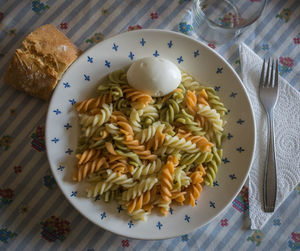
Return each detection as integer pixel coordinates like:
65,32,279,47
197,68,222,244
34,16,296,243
239,43,300,230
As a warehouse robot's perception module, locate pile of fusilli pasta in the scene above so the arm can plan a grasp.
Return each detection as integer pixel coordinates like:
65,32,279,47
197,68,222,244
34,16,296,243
74,69,227,221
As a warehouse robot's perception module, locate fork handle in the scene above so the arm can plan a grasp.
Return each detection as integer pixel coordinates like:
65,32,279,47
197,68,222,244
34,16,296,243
263,110,277,212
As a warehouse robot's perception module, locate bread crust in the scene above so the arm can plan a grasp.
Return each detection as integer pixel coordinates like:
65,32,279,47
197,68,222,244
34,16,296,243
3,24,81,100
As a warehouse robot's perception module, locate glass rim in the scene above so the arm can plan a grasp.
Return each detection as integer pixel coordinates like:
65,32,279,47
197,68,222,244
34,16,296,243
192,0,267,30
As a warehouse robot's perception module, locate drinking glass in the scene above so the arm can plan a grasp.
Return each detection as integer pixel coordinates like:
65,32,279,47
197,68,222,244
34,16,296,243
192,0,266,44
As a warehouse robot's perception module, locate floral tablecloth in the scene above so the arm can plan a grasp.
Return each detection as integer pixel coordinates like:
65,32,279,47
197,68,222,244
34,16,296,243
0,0,299,250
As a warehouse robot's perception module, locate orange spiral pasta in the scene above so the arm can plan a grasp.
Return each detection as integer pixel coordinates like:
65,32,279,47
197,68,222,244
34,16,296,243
173,87,184,94
127,186,157,214
145,125,166,151
189,170,204,184
75,92,112,114
110,111,129,123
122,84,153,106
142,186,157,213
107,153,127,163
123,135,157,161
176,129,213,152
92,129,109,141
171,190,186,205
117,121,134,136
195,116,207,129
109,161,128,174
106,153,134,174
197,89,209,106
184,183,203,207
110,111,134,136
186,135,213,152
194,89,210,126
73,156,107,181
158,156,178,215
176,128,190,137
76,149,102,165
197,163,206,177
105,142,118,155
184,164,206,206
185,90,197,116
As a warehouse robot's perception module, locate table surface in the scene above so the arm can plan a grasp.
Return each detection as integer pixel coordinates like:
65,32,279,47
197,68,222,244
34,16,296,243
0,0,300,250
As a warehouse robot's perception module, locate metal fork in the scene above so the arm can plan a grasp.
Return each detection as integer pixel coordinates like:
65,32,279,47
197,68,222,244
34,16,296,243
259,59,279,213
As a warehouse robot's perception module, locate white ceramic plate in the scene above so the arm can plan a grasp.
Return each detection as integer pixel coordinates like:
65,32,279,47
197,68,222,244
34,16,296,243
46,29,255,240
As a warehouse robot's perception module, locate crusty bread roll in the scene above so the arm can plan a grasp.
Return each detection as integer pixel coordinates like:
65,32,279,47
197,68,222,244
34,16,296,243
3,24,81,100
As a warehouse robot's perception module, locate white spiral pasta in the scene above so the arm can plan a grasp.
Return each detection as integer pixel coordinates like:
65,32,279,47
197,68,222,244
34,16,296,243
131,159,162,180
79,104,113,128
131,102,146,110
102,190,120,202
173,167,191,190
136,121,165,143
121,176,158,201
129,109,142,133
128,208,149,221
155,145,181,157
155,200,171,215
87,170,136,198
105,123,120,135
181,72,193,83
197,104,223,132
81,126,99,138
163,135,199,153
87,182,115,197
140,105,159,120
181,72,202,91
105,170,136,188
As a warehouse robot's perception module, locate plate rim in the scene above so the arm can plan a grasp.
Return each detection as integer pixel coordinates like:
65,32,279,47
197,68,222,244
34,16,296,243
45,28,256,240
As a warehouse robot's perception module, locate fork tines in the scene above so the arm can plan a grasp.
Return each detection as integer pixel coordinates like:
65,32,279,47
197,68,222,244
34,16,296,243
260,59,279,88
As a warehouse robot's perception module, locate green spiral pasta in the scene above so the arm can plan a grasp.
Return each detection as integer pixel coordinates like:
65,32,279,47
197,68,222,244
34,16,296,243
181,151,213,168
204,147,223,186
116,149,142,165
114,98,131,115
160,99,180,123
176,109,198,126
114,140,128,151
89,138,106,149
172,83,186,101
76,138,90,153
205,88,228,117
139,105,159,126
108,69,127,84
